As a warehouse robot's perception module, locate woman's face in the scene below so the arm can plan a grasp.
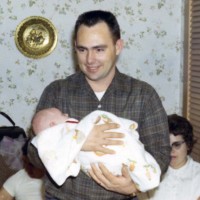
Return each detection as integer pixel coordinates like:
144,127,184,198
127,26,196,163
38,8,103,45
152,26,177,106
169,134,188,169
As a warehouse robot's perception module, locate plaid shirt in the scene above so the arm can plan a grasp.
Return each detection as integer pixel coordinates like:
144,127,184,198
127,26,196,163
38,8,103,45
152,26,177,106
28,69,170,200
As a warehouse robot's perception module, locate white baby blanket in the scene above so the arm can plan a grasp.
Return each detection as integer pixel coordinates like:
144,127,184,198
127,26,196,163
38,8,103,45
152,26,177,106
32,110,161,192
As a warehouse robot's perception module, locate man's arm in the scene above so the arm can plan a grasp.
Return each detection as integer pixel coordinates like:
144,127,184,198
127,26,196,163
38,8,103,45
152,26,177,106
27,141,45,169
139,89,171,174
27,82,59,168
81,122,138,196
0,187,13,200
81,90,170,195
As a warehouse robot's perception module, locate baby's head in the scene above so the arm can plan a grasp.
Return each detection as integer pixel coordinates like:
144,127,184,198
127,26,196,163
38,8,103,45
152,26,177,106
32,107,69,135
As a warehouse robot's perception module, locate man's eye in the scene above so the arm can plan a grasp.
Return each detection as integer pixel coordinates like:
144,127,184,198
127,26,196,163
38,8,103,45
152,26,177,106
96,48,104,52
77,48,85,52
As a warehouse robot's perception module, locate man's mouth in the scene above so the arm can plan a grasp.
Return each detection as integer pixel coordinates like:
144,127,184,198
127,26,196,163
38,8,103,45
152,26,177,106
86,66,99,73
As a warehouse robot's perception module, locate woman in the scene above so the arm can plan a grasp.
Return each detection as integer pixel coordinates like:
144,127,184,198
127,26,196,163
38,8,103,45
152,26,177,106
139,114,200,200
0,139,45,200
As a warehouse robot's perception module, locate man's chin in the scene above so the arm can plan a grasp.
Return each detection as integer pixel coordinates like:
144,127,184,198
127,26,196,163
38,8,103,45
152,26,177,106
86,74,102,82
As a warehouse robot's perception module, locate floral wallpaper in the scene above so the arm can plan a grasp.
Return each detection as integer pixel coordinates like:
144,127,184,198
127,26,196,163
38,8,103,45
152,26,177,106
0,0,185,132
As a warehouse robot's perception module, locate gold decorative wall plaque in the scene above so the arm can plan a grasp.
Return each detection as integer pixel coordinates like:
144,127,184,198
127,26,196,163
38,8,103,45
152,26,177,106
15,16,57,59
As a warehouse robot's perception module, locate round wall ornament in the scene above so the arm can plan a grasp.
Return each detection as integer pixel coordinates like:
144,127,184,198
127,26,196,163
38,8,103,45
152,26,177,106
15,16,57,59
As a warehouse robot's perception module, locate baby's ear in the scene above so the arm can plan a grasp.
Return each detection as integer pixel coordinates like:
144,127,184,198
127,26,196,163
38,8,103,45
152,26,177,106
49,121,56,127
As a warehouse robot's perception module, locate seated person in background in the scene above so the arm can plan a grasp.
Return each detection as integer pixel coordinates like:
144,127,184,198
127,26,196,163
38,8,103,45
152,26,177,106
138,114,200,200
31,107,161,193
0,139,45,200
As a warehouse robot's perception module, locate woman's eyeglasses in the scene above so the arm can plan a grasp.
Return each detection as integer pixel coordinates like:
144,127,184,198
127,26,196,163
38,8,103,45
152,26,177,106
171,141,185,150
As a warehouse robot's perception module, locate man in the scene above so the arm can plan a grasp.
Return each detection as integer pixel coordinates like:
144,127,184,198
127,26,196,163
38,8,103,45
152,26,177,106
28,10,170,200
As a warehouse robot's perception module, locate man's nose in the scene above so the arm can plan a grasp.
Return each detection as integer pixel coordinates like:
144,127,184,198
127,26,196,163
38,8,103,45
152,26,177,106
86,50,95,63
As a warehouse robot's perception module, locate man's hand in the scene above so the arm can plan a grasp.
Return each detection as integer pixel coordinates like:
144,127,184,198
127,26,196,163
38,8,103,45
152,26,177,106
88,163,137,196
81,123,124,154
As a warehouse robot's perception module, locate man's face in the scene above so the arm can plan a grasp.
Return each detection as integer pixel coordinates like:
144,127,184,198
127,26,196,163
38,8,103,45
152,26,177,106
75,22,122,91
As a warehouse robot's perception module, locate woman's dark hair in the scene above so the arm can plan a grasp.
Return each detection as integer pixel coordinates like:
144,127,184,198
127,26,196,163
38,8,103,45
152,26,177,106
168,114,196,154
74,10,121,43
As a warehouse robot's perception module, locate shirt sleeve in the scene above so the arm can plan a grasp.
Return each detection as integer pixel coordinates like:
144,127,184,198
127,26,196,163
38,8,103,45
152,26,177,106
36,80,63,112
139,87,171,174
27,81,61,168
3,171,21,197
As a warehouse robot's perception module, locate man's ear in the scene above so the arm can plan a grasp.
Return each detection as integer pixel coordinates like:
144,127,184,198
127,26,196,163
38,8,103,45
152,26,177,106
115,39,123,55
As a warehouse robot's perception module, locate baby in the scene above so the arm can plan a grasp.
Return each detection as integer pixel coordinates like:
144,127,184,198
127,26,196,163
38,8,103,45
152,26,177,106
31,108,161,192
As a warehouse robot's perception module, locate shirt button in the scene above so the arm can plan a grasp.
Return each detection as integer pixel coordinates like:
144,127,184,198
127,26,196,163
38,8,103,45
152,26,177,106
97,104,102,108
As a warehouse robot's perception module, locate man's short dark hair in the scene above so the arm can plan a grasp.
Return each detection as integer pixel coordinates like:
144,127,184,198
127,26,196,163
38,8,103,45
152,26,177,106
74,10,121,43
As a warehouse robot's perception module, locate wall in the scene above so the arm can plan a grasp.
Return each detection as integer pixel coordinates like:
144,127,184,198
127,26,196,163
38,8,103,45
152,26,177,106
0,0,185,132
